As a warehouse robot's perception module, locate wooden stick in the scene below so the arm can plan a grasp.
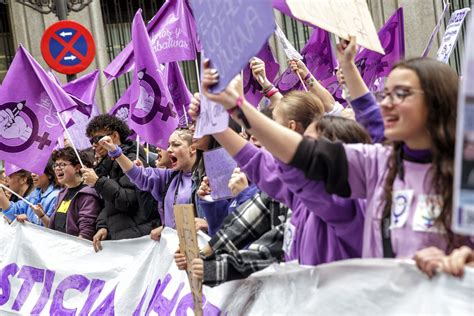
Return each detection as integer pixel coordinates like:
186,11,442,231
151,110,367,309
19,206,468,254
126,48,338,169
0,184,35,208
146,143,149,165
136,135,140,162
297,72,308,91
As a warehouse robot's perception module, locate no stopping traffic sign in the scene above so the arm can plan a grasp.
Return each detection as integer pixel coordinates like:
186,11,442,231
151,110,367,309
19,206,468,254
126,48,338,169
41,20,96,75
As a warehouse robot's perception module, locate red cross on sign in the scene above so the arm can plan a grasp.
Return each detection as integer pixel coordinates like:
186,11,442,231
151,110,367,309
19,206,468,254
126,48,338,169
41,20,96,75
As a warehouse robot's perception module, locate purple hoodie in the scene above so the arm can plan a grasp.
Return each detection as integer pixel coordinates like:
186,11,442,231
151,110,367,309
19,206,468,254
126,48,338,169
233,143,365,265
126,165,192,228
49,186,101,240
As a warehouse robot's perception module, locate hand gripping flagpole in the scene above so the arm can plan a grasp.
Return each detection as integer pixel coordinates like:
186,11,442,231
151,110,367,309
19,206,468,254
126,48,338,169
0,184,35,208
56,112,85,169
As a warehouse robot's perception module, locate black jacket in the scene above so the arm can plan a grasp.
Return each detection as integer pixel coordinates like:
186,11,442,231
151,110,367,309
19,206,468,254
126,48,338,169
94,140,160,240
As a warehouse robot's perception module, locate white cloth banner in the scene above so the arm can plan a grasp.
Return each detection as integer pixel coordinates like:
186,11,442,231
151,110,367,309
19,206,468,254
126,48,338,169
0,222,473,315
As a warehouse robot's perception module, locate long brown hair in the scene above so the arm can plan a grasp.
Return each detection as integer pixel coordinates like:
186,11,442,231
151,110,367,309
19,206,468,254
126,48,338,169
382,58,459,249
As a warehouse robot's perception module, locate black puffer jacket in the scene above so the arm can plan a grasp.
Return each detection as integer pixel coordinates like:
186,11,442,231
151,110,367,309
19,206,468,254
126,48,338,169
94,140,160,240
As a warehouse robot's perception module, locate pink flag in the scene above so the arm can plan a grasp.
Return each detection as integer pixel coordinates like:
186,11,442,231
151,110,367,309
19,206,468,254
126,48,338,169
128,10,178,148
243,43,280,107
104,1,200,80
0,46,74,174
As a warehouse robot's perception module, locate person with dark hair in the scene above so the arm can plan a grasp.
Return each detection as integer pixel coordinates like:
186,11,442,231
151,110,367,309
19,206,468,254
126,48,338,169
83,114,159,251
0,159,60,226
198,35,474,263
6,170,34,203
97,127,196,236
39,148,101,240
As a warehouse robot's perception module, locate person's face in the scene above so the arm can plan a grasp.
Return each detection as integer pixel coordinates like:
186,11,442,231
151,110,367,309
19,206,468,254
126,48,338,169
53,159,80,187
90,130,119,159
7,174,26,194
31,173,50,190
156,148,172,168
379,68,430,148
167,132,196,172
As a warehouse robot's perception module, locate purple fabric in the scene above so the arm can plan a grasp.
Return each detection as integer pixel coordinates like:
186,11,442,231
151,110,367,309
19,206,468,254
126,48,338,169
355,8,405,92
0,46,75,175
4,163,21,177
275,27,336,94
128,10,179,148
126,165,193,229
234,143,364,265
104,1,200,80
403,144,432,161
350,92,385,143
108,88,137,140
189,0,276,92
164,62,192,127
49,186,101,240
243,43,280,107
63,70,100,117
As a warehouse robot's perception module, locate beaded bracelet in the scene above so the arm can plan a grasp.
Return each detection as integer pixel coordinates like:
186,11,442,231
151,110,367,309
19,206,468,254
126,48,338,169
227,95,244,115
265,87,279,98
108,145,123,159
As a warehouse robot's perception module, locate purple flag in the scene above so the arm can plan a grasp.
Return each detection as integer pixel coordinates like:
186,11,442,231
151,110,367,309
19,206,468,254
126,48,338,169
4,162,21,177
63,70,100,117
243,43,280,107
0,46,74,175
274,27,337,94
189,0,276,92
104,1,200,80
165,62,193,127
129,10,178,148
108,87,137,140
354,8,405,92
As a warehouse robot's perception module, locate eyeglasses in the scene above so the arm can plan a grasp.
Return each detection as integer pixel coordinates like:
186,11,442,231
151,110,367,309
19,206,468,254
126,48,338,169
52,162,72,170
374,87,424,105
89,133,113,145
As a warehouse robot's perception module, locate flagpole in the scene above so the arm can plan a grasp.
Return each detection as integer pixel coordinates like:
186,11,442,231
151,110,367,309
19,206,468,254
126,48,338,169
297,72,308,91
57,113,85,169
136,135,140,162
0,184,35,208
146,143,150,165
194,58,201,92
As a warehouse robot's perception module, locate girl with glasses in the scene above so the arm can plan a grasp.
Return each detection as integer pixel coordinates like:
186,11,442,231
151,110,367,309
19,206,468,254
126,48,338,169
198,35,472,262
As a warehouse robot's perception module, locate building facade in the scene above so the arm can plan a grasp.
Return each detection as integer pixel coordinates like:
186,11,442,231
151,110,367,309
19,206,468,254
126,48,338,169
0,0,471,112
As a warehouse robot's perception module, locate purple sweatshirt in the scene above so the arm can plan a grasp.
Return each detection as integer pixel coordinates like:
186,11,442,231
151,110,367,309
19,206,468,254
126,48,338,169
49,186,100,240
126,165,192,228
350,92,385,143
233,143,365,265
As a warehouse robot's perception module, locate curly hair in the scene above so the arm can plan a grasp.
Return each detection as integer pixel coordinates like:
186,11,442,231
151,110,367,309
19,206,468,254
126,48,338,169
52,147,94,168
381,58,460,250
86,114,132,143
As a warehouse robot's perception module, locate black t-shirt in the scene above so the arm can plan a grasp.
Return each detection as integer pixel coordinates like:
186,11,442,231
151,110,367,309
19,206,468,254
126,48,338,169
53,184,86,233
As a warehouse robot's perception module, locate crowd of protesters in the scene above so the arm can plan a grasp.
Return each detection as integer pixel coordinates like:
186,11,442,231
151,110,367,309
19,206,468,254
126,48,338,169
1,34,473,291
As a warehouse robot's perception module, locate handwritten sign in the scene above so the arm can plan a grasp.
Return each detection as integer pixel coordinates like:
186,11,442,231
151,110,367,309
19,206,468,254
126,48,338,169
286,0,384,54
193,94,229,138
174,204,203,316
274,24,303,60
436,8,470,64
203,148,238,200
189,0,276,92
453,17,474,236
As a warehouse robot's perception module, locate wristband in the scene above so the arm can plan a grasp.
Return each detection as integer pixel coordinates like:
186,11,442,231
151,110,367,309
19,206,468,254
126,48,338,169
39,212,45,219
265,87,279,98
227,95,244,115
304,72,312,81
108,145,123,159
261,84,274,94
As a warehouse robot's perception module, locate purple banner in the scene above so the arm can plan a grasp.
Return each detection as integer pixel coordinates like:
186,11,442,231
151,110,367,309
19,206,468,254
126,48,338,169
128,10,179,148
104,1,200,80
243,43,280,107
63,70,100,117
108,87,137,140
0,46,73,175
189,0,276,92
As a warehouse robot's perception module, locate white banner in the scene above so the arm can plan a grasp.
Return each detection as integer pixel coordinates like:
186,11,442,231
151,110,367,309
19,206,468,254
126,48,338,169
0,222,473,315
